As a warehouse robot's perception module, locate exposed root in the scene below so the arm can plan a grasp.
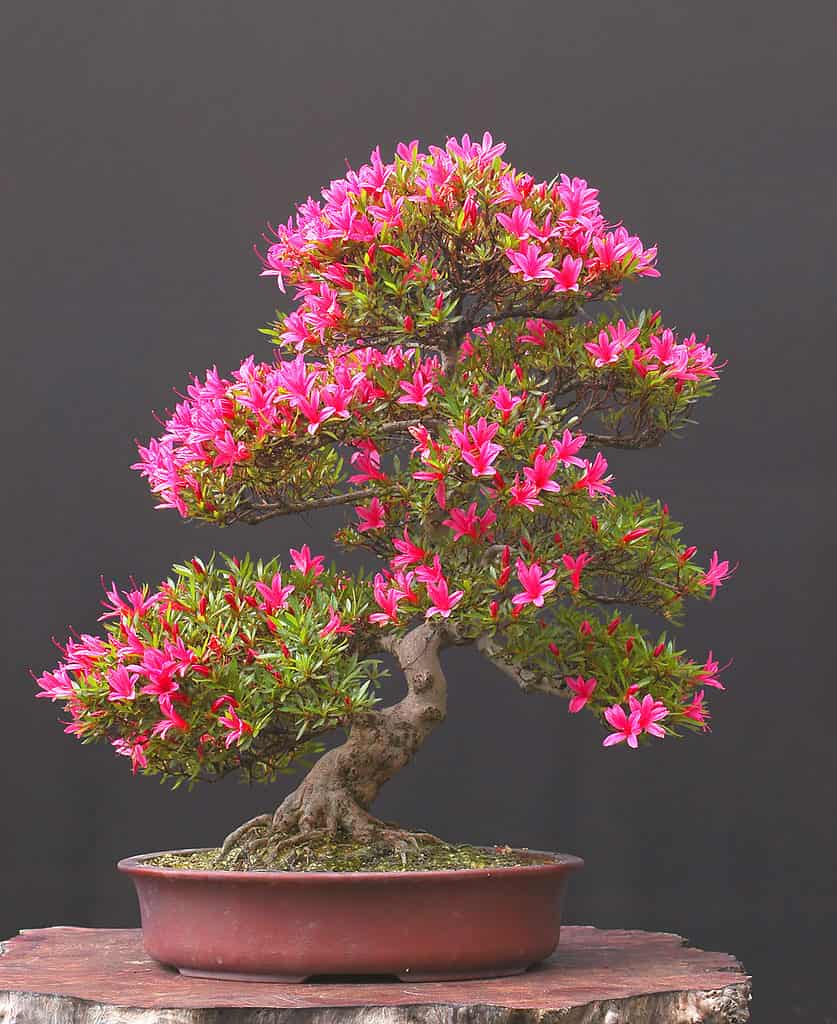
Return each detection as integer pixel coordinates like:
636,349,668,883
217,807,444,871
219,813,273,858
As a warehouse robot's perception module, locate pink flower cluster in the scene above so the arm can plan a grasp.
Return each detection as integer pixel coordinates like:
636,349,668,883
255,134,660,354
133,347,440,516
584,319,721,383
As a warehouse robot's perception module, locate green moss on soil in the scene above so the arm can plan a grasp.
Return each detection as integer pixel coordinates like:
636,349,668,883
147,836,550,873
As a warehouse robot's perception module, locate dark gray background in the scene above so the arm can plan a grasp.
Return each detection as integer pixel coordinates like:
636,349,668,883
2,2,835,1020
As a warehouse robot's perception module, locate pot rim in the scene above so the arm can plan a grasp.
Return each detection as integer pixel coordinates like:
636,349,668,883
118,846,584,883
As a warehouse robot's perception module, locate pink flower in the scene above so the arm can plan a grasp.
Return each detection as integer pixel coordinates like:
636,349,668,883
628,694,669,738
523,449,562,495
562,550,592,590
505,241,555,282
112,734,149,773
567,675,597,713
682,689,710,728
131,648,179,699
496,205,536,239
425,576,464,618
99,583,159,622
552,429,586,467
575,453,615,498
369,573,403,625
212,431,250,471
349,441,388,484
356,497,386,532
34,667,76,701
451,417,504,478
442,503,496,541
602,705,642,748
106,665,137,702
700,551,734,598
491,385,524,419
398,369,435,407
254,572,295,614
508,473,542,510
552,254,583,292
695,651,727,690
462,441,502,477
290,545,325,578
584,329,623,367
391,528,427,569
218,706,253,748
512,559,557,608
414,554,445,585
320,607,353,638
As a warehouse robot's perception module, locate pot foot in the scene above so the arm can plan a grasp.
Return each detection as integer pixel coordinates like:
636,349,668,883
178,966,309,983
396,964,531,982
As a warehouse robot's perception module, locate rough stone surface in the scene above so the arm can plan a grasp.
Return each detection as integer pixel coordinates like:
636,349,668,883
0,926,750,1023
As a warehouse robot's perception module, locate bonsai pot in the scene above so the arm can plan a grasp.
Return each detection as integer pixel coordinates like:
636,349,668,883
118,848,583,982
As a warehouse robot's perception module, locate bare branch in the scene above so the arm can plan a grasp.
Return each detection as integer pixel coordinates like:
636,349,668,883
231,487,380,525
476,635,569,697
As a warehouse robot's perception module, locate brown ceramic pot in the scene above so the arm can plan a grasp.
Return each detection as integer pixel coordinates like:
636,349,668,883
118,847,583,982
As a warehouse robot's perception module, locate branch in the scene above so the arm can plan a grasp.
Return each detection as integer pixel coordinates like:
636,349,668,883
585,428,664,450
476,635,568,697
231,488,379,525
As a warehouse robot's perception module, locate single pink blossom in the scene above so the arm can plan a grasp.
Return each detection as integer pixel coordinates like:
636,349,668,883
218,706,253,748
682,689,710,728
512,559,557,608
603,705,642,748
700,551,734,598
629,694,669,738
254,572,295,614
425,576,464,618
505,241,555,282
107,665,137,702
562,551,593,591
552,254,583,292
356,497,386,532
567,675,597,713
552,429,587,467
290,545,325,578
575,452,615,497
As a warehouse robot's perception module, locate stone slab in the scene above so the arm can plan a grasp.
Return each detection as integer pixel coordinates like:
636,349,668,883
0,925,750,1022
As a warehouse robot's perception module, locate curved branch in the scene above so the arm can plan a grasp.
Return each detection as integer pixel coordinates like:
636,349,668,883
230,487,380,525
477,635,568,697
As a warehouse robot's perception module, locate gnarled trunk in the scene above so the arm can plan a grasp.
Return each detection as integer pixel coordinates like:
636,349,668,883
220,623,448,859
270,622,447,841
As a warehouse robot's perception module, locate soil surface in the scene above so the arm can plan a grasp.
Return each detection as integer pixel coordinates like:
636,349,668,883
146,837,551,873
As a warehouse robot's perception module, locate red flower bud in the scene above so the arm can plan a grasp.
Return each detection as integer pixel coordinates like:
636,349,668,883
653,642,665,656
198,595,208,616
625,637,634,654
403,315,414,332
580,620,593,636
548,643,560,658
607,615,621,634
591,516,599,531
191,558,205,575
489,600,499,618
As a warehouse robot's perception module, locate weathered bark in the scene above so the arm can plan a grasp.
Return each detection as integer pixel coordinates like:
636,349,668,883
224,623,447,853
273,622,446,837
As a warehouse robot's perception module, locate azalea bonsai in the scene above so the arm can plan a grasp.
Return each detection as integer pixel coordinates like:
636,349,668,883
36,133,732,868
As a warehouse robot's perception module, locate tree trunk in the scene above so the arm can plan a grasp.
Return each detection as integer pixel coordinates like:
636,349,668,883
271,622,447,839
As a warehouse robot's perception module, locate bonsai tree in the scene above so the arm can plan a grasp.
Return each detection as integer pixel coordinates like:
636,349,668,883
35,134,733,866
